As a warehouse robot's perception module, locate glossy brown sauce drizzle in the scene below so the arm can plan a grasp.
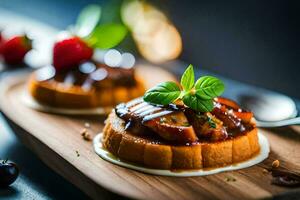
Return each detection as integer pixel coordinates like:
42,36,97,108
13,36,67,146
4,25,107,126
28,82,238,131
116,98,174,123
115,98,253,144
35,62,137,90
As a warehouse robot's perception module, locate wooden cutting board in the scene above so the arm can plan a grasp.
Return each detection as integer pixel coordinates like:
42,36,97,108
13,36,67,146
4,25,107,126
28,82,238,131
0,67,299,200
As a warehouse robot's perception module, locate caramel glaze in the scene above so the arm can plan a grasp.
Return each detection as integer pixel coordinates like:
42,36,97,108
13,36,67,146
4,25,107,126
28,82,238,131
115,98,255,146
36,61,137,89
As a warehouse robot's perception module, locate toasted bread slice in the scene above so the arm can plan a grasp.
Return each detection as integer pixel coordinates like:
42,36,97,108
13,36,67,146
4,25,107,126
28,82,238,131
28,74,145,108
102,112,260,170
28,76,57,106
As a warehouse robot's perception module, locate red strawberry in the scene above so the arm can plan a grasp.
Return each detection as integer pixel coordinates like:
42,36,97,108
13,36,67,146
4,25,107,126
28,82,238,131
53,37,93,71
0,32,3,55
0,35,32,65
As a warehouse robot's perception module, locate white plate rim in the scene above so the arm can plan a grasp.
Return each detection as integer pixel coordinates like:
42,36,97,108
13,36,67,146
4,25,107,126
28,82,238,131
93,131,270,177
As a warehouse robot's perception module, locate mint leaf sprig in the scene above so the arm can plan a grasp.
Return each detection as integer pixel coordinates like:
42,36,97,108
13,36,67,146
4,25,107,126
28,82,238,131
75,4,102,38
74,4,128,49
85,23,127,49
143,64,225,112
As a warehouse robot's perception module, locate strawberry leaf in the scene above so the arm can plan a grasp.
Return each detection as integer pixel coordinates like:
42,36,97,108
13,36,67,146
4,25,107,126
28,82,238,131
85,23,127,49
75,4,101,37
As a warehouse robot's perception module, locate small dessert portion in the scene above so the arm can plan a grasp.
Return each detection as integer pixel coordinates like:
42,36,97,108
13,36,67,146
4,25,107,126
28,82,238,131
28,37,144,109
102,65,260,170
28,5,138,109
28,61,144,108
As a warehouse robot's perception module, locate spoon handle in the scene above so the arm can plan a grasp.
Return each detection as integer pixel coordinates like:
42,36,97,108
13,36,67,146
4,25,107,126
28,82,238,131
256,117,300,127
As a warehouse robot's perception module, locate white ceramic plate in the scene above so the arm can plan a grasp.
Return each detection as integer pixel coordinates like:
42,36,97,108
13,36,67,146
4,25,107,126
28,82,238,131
93,131,270,177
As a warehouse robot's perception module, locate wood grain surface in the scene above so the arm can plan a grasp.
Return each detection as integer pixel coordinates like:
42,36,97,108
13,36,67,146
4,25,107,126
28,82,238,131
0,67,299,200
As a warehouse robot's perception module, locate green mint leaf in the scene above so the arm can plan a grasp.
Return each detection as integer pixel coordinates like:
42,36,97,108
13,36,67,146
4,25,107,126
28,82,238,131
75,4,101,37
182,94,214,112
180,64,194,91
143,82,181,105
142,64,225,112
85,23,127,49
194,76,225,99
208,117,217,128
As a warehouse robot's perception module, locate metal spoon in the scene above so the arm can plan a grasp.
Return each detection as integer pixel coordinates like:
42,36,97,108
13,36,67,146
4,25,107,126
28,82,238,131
239,92,299,128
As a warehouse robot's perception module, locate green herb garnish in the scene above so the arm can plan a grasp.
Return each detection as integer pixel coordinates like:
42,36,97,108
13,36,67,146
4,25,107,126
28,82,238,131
75,4,102,37
143,81,181,106
182,122,190,127
74,4,128,49
143,64,225,112
85,23,128,49
208,117,217,128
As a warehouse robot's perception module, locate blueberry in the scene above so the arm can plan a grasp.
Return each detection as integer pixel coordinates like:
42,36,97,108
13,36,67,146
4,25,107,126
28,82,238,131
0,159,19,187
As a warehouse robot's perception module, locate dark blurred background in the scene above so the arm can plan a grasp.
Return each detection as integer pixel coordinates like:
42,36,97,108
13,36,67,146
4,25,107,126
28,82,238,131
0,1,299,199
1,0,299,97
168,0,299,98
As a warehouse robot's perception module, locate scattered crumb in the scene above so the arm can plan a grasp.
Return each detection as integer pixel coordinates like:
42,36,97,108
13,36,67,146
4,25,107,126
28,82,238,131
76,150,80,157
262,169,269,174
80,128,92,141
225,176,236,182
84,122,90,128
80,128,87,134
272,160,280,168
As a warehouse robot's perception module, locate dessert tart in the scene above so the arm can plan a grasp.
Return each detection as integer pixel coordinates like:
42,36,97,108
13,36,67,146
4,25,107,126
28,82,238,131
101,65,263,170
28,62,144,109
27,23,145,110
26,4,148,111
103,97,259,170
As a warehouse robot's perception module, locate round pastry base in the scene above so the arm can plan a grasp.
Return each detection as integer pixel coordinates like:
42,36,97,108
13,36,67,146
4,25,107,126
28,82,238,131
93,131,270,177
22,91,112,115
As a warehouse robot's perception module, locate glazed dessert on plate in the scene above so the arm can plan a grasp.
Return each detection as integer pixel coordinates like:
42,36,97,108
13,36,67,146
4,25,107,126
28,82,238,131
102,65,262,170
28,37,145,109
28,60,144,109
